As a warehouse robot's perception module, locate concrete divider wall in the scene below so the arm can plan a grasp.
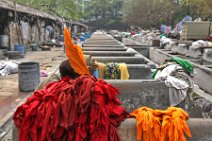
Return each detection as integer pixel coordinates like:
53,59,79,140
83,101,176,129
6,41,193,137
118,118,212,141
82,44,124,48
13,117,212,141
127,64,151,79
107,80,170,112
84,41,119,43
83,43,121,46
83,51,136,57
130,47,149,58
82,47,127,51
92,56,145,64
149,48,168,64
203,49,212,63
122,38,142,45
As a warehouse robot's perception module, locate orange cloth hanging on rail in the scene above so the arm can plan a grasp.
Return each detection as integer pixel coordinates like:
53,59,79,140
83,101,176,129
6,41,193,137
64,27,90,75
160,107,192,141
131,107,162,141
131,107,192,141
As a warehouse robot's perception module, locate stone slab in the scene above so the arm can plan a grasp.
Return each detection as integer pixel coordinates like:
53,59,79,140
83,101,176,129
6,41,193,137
12,117,212,141
83,51,136,57
175,40,193,46
131,47,149,57
82,44,124,48
107,80,170,112
203,49,212,63
83,42,121,46
82,47,127,51
118,118,212,141
126,45,153,48
187,46,203,59
127,64,151,79
172,44,190,55
92,56,145,64
84,40,118,43
122,38,142,45
83,42,120,45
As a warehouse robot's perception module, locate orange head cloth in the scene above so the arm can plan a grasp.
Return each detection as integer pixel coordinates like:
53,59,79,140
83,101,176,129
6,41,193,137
64,27,90,75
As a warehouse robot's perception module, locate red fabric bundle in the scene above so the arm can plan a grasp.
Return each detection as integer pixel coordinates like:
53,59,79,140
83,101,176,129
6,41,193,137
13,75,128,141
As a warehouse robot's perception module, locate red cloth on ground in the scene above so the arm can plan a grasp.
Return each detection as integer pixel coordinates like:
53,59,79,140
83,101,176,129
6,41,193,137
13,75,128,141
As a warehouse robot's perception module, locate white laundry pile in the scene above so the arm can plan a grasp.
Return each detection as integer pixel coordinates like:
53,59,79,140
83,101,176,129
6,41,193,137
155,63,194,107
160,36,172,46
192,40,212,48
0,60,19,76
165,41,176,50
128,30,160,45
126,48,137,53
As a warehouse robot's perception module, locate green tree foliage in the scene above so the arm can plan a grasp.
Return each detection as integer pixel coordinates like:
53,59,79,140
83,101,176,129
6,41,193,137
123,0,179,28
16,0,80,20
83,0,127,31
85,0,124,19
123,0,212,28
181,0,212,19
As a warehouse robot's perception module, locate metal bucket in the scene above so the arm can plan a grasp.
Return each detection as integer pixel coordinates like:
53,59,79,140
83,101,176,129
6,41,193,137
18,62,40,92
0,35,9,49
14,44,25,57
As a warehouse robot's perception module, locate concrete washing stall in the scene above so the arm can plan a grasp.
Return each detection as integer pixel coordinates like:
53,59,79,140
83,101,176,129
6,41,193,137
125,45,155,58
84,40,120,43
83,42,121,46
82,47,127,51
12,80,212,140
118,118,212,141
90,56,152,79
110,80,212,141
83,51,136,57
92,56,145,64
82,44,124,48
13,34,212,140
149,48,212,95
82,39,122,46
82,51,153,79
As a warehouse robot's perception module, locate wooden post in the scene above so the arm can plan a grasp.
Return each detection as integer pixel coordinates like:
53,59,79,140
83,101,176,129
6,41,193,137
12,0,22,44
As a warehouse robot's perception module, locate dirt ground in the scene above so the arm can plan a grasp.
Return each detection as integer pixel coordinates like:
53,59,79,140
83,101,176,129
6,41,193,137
0,47,66,121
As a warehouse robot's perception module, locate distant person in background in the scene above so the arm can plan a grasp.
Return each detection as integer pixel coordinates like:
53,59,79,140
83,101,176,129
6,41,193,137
45,25,54,41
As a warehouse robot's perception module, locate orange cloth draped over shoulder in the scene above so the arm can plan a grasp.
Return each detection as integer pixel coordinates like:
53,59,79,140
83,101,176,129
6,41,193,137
64,27,90,75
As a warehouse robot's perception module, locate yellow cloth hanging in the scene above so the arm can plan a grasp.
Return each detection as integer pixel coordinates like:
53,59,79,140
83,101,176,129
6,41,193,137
119,63,129,80
63,27,90,75
95,62,105,79
95,62,129,80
